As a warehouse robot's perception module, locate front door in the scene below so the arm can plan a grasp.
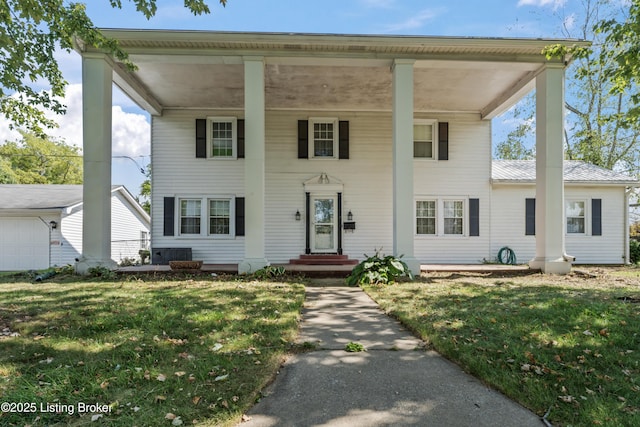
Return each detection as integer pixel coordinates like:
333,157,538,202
310,195,337,253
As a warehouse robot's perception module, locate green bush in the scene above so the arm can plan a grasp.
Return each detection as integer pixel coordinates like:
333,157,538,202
630,239,640,263
346,249,413,286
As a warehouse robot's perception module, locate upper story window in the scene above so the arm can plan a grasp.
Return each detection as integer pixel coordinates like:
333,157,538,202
309,118,338,158
414,120,436,158
566,200,586,234
208,117,237,158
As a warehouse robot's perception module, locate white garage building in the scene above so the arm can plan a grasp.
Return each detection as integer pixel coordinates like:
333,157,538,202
0,184,150,271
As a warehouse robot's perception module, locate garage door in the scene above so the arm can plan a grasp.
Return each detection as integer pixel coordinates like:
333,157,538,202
0,218,49,271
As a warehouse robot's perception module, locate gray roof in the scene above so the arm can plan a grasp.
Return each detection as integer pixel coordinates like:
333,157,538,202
492,160,638,185
0,184,121,210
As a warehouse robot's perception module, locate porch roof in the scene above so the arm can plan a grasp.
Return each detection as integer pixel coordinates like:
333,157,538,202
76,30,588,118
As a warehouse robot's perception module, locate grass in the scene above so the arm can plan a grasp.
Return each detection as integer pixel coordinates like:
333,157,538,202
0,272,305,426
363,269,640,427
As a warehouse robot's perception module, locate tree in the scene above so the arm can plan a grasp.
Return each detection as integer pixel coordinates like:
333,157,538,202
138,164,151,214
496,0,640,175
0,0,227,136
0,132,83,184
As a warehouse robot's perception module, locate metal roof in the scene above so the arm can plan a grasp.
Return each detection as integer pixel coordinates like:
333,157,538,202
492,160,638,185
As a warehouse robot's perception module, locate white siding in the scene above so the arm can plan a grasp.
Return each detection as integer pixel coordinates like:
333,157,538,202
60,207,83,265
490,185,627,264
111,191,150,262
152,109,495,264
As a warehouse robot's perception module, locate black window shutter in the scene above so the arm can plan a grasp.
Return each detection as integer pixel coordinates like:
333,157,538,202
339,121,349,159
469,198,479,236
438,122,449,161
525,198,536,236
298,120,309,159
237,119,245,159
592,198,602,236
163,197,175,236
196,119,207,158
235,197,245,236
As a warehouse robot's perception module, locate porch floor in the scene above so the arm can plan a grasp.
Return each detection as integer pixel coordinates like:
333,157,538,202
117,263,534,276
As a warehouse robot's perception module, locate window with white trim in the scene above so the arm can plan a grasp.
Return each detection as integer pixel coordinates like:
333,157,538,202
416,200,436,235
209,199,231,236
180,199,201,235
178,197,234,237
140,231,150,249
414,120,436,158
309,118,338,158
443,200,464,235
416,198,466,236
208,117,237,158
566,200,586,234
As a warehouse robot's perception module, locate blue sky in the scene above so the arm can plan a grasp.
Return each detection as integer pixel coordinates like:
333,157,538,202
1,0,585,196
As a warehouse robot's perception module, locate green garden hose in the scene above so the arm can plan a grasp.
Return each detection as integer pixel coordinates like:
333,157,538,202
497,246,517,265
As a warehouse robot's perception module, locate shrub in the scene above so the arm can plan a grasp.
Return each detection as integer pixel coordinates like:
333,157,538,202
346,249,413,286
630,239,640,263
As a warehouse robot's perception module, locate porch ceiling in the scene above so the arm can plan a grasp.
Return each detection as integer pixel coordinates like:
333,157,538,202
85,30,587,118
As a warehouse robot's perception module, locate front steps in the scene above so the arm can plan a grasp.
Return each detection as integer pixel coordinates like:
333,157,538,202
288,254,359,266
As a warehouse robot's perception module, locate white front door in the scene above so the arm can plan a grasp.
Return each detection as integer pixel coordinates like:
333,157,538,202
310,196,337,253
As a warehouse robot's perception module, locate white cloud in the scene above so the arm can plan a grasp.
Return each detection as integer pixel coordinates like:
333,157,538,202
517,0,567,10
0,84,150,159
383,8,441,33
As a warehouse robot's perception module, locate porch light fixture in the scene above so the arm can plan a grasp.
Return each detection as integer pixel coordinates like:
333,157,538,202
347,211,353,221
49,220,57,229
295,210,301,221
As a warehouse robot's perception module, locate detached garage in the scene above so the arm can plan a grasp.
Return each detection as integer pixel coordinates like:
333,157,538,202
0,185,150,271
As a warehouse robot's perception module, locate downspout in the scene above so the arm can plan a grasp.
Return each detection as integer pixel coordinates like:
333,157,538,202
38,217,52,268
625,187,631,264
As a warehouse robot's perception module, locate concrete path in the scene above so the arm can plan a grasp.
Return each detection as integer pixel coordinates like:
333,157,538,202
242,285,544,427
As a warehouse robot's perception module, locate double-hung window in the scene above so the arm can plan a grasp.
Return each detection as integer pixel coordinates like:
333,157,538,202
416,200,436,235
414,120,436,159
443,200,464,235
178,197,234,237
208,117,237,158
309,118,338,158
180,199,202,235
566,200,586,234
209,199,231,236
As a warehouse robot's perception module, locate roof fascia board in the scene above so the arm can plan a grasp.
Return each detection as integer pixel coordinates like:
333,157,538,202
491,179,638,186
481,70,539,119
112,186,151,223
112,64,163,116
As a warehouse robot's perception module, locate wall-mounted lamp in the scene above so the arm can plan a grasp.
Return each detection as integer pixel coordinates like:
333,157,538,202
295,210,301,221
347,210,353,221
49,220,58,229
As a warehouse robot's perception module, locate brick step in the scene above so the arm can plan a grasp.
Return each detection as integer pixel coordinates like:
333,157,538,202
289,254,359,265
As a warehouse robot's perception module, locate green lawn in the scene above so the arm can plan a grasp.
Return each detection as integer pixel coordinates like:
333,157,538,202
364,269,640,427
0,272,305,426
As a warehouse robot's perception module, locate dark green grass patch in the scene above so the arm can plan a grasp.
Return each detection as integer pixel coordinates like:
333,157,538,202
364,272,640,427
0,276,305,426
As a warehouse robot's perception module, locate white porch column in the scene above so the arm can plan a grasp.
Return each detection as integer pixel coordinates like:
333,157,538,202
392,59,420,275
529,63,572,274
76,53,116,274
239,57,269,274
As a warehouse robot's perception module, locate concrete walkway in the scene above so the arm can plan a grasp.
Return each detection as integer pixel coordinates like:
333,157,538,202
241,285,544,427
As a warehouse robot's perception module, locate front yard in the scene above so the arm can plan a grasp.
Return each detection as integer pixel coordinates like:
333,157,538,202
0,272,305,426
1,267,639,426
364,267,640,426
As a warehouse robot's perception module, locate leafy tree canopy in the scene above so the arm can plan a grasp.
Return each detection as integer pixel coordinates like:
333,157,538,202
0,0,227,136
0,132,83,184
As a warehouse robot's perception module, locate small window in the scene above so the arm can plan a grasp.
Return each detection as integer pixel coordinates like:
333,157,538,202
140,231,150,249
414,120,436,158
443,200,464,235
180,199,201,235
208,117,236,158
309,118,338,158
209,199,231,236
416,200,436,234
566,200,586,234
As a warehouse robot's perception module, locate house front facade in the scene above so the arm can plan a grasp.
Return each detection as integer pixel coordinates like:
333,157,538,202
75,30,592,274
